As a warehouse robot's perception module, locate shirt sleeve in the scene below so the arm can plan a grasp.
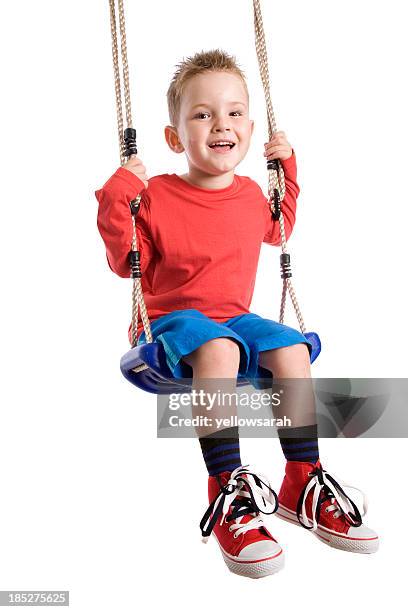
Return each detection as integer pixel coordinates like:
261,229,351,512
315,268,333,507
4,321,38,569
263,150,300,246
95,166,153,278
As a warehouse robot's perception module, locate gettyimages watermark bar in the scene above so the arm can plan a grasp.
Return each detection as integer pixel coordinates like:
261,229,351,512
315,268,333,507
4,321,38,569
156,378,408,438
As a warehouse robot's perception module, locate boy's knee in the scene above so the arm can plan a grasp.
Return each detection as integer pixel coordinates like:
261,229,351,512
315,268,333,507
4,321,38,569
259,342,310,371
275,343,309,360
288,343,310,361
186,337,241,368
200,337,240,360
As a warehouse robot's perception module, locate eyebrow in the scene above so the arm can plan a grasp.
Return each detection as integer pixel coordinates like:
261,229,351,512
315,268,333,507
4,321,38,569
191,101,247,109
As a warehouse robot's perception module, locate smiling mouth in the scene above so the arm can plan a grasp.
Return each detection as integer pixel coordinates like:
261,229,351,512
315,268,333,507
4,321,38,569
208,142,236,151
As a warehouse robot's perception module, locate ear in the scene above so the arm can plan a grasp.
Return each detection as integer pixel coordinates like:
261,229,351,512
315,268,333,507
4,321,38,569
164,125,184,153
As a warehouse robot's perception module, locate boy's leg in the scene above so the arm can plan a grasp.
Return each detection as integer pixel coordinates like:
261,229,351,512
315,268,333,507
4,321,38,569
258,345,379,553
182,338,242,474
182,338,284,578
258,345,319,463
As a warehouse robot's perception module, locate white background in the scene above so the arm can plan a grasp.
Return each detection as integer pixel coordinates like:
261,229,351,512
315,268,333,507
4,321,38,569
0,0,407,609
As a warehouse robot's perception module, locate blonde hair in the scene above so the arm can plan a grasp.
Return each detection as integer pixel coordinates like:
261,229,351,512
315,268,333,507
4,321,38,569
166,49,248,127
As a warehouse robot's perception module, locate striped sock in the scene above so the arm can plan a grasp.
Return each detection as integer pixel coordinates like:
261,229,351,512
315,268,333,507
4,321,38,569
277,424,319,463
199,426,242,476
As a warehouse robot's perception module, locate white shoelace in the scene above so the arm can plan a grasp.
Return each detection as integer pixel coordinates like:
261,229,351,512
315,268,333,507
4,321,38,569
200,465,278,542
298,466,368,531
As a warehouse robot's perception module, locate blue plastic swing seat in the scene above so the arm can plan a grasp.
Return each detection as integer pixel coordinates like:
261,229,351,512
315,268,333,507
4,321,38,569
120,331,321,395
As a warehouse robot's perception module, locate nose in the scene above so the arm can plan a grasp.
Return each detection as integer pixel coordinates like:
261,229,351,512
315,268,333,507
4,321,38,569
212,114,231,133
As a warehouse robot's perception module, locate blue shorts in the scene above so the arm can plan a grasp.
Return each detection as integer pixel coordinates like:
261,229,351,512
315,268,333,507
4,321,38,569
138,309,313,385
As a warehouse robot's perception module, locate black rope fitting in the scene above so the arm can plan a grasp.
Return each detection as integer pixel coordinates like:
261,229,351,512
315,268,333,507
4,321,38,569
129,198,141,216
267,159,279,172
272,189,281,220
129,250,142,279
124,127,137,157
280,253,292,279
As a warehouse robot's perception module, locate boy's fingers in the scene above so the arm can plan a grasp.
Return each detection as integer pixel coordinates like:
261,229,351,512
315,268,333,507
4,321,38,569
263,147,291,158
263,144,291,155
127,155,144,165
128,158,144,167
264,144,283,151
129,162,146,173
264,131,286,140
264,137,288,148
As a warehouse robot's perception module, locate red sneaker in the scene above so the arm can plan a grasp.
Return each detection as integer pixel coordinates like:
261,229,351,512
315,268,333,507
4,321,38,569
276,461,379,554
200,465,284,578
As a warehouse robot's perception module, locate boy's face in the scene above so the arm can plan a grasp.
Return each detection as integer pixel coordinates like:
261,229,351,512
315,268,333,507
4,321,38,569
166,71,254,176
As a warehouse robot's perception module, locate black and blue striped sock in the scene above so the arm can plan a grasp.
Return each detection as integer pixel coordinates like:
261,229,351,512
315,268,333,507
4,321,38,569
199,426,242,476
277,424,319,463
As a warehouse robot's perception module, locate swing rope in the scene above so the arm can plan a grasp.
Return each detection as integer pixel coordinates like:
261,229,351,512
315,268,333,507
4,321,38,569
109,0,153,352
108,0,308,359
252,0,306,333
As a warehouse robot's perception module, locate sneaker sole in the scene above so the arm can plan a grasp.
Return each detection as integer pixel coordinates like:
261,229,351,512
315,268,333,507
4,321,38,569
212,533,284,578
276,504,379,554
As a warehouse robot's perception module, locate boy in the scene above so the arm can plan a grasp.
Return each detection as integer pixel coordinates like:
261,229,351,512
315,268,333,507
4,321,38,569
95,49,378,579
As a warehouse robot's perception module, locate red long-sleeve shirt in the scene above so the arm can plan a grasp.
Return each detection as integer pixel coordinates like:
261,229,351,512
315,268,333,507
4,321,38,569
95,153,299,339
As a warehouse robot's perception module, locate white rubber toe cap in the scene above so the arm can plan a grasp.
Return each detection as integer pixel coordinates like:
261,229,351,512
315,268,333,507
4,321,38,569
238,539,282,561
347,525,378,540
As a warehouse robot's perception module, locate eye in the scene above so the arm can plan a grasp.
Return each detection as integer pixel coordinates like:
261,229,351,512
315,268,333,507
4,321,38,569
230,111,243,117
194,112,210,119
